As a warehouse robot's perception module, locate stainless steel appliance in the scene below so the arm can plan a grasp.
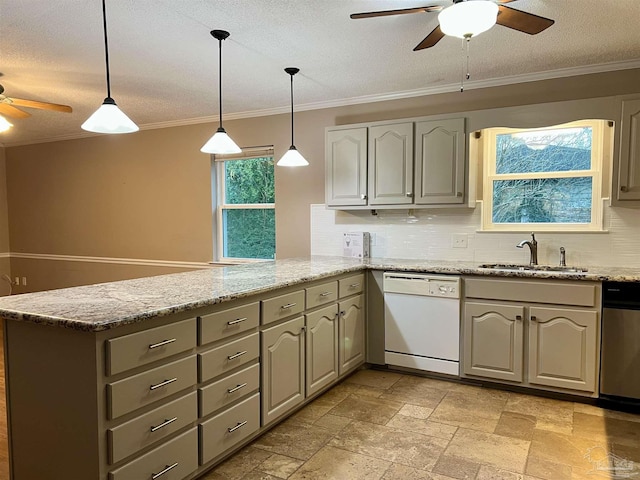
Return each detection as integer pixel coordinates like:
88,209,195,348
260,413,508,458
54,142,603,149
600,281,640,403
383,273,461,376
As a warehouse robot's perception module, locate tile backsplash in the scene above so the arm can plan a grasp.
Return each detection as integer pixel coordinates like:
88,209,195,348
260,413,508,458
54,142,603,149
310,202,640,268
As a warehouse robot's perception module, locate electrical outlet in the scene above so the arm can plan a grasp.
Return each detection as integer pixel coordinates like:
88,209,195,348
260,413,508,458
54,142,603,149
452,233,468,248
22,277,27,286
14,277,19,286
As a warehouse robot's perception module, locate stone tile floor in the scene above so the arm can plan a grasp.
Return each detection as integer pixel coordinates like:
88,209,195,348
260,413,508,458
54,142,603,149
202,369,640,480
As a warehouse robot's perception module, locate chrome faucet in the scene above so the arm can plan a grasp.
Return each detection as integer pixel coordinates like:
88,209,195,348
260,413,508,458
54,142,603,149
517,233,538,266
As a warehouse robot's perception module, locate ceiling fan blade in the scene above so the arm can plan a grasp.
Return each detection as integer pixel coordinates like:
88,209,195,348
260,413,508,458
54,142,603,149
351,5,442,20
10,98,73,113
413,25,445,51
0,104,31,119
496,5,554,35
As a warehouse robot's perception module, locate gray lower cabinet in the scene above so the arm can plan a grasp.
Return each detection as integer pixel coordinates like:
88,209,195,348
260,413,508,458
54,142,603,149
339,294,365,375
305,303,339,397
462,277,601,396
261,316,306,425
463,302,524,382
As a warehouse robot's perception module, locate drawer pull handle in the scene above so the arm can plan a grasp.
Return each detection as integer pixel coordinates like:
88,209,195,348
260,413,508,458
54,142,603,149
227,317,248,326
151,462,179,479
281,303,296,309
349,283,360,288
148,338,177,349
319,292,332,297
228,420,248,433
227,382,248,394
150,417,178,432
149,377,177,391
227,351,247,361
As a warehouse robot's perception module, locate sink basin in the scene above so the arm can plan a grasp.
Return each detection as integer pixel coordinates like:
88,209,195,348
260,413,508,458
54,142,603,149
478,263,589,273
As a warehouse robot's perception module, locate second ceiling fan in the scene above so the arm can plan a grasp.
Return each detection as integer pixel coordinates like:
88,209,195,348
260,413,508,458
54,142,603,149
351,0,555,51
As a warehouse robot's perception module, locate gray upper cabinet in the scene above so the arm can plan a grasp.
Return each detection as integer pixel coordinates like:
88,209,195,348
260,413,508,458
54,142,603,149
617,98,640,201
326,127,368,207
414,118,465,205
325,117,467,209
368,123,414,205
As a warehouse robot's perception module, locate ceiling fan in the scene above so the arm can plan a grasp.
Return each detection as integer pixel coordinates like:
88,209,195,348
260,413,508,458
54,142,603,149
0,84,73,120
350,0,555,51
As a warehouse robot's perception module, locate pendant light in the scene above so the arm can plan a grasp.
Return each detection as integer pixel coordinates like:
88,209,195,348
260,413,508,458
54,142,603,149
82,0,139,134
277,67,308,167
201,30,241,154
0,115,13,133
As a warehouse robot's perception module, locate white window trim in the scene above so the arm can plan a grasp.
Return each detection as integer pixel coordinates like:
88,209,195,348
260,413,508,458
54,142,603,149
214,159,275,262
481,119,605,232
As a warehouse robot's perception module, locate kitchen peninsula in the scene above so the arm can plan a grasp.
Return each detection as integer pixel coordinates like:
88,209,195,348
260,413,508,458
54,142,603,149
1,256,639,480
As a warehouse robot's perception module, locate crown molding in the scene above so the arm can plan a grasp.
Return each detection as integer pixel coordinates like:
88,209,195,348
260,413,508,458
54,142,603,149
5,59,640,147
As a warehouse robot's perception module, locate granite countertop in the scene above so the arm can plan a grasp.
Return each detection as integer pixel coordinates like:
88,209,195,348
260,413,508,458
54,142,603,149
0,255,637,332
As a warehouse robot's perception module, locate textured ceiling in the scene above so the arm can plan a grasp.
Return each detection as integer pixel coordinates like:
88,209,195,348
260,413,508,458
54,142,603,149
1,0,640,146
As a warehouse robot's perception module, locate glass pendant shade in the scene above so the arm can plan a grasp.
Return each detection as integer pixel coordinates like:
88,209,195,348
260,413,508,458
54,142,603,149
0,115,13,133
82,98,139,134
439,0,499,38
201,127,242,154
278,146,309,167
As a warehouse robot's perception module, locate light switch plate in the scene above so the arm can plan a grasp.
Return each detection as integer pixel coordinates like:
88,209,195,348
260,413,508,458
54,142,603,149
452,233,468,248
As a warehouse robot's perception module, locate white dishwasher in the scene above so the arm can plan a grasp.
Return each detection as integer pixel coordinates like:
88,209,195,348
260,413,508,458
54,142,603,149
384,272,461,376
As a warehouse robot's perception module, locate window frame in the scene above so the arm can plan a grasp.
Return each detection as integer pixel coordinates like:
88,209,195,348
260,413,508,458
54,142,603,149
212,150,275,262
481,119,605,232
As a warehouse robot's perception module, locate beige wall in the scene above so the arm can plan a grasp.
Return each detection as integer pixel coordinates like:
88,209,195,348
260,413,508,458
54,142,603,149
0,147,10,296
4,68,640,292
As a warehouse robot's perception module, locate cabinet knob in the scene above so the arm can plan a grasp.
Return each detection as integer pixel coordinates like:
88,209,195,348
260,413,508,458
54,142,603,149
406,192,414,197
457,192,463,197
361,194,367,200
530,315,537,322
621,186,629,192
515,315,522,321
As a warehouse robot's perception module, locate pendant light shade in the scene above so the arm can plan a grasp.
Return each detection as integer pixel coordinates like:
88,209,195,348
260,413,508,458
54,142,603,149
82,0,139,134
277,67,308,167
0,115,13,133
201,30,241,154
438,0,499,39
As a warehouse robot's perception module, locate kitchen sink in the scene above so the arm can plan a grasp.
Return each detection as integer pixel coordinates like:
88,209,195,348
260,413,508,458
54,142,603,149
478,263,589,273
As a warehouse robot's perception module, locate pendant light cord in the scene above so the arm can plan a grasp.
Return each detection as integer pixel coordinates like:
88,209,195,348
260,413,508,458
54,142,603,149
290,73,295,146
218,37,223,129
101,0,112,99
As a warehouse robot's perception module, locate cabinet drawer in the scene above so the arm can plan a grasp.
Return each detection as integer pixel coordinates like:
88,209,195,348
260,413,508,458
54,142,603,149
199,364,259,418
108,392,197,464
306,281,338,310
106,318,197,376
198,332,259,383
109,428,198,480
464,278,598,307
199,393,260,465
107,356,197,420
339,274,365,298
199,302,259,346
261,290,305,325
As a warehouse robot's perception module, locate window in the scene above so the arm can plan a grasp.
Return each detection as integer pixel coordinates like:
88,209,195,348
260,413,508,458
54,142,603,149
482,120,607,231
214,148,275,260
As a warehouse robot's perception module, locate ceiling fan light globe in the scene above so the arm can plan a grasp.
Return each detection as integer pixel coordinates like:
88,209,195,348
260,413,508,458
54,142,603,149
438,0,499,38
81,101,139,134
0,115,13,133
277,146,309,167
201,128,242,154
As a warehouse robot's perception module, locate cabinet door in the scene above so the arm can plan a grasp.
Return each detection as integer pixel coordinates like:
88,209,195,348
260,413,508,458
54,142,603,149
414,118,465,204
305,304,339,397
528,307,598,392
368,123,414,205
261,316,305,425
463,302,524,382
617,98,640,201
338,294,365,375
326,128,368,206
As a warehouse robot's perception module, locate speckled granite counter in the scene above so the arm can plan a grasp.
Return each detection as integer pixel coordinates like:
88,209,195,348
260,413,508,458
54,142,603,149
0,255,637,332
